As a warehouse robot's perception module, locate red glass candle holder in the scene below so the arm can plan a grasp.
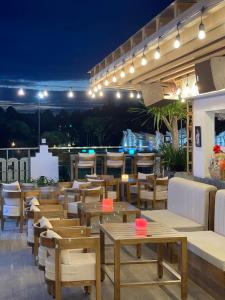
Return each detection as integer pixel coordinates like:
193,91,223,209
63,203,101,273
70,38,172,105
102,198,113,208
135,218,147,236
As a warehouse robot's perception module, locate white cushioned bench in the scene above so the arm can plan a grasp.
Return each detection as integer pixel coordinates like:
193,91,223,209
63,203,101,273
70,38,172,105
142,177,217,231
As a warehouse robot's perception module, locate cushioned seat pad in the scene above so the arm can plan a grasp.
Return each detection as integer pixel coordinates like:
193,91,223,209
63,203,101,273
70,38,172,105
3,205,20,217
185,230,225,271
45,252,96,282
142,210,204,232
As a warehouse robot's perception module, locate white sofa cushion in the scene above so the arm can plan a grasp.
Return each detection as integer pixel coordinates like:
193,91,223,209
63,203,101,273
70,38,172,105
38,245,48,267
142,210,204,232
214,190,225,237
30,204,40,212
168,177,216,229
45,252,96,282
3,205,20,217
2,181,20,191
40,217,53,229
29,197,39,206
185,230,225,271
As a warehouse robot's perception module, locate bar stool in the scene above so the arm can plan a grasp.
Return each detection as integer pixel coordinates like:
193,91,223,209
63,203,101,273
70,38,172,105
104,152,125,176
134,153,155,173
75,153,96,179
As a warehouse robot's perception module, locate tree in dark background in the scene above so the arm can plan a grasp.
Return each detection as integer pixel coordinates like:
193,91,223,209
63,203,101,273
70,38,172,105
0,100,157,148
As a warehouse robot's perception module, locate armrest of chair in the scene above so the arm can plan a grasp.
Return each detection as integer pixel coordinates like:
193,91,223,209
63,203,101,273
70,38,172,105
50,218,80,228
56,236,99,251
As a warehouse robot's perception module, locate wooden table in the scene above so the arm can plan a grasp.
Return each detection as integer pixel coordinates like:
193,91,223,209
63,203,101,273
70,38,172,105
100,222,188,300
78,201,141,227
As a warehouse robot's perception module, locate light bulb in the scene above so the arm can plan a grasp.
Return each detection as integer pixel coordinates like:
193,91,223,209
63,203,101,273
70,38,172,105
67,89,74,98
137,92,141,99
174,33,181,49
176,88,182,96
112,75,117,83
97,84,102,90
120,69,126,78
183,84,190,98
181,98,186,103
92,93,96,99
129,91,134,98
154,46,161,60
198,22,206,40
141,54,147,66
129,63,135,74
104,79,109,86
99,91,104,97
38,91,44,99
18,88,25,96
88,89,93,96
43,90,48,97
94,86,98,93
116,91,121,99
192,83,199,96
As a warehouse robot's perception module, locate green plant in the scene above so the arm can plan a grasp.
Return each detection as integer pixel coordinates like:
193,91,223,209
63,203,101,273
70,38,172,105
36,176,57,187
160,143,186,172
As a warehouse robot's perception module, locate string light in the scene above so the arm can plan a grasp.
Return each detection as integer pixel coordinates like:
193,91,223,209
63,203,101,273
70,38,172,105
38,91,44,99
141,47,148,66
174,24,181,49
88,89,93,96
43,89,49,97
104,78,109,86
116,91,121,99
182,76,190,98
112,75,117,83
67,88,74,98
92,93,96,99
99,91,104,97
120,68,126,78
94,86,98,93
154,38,161,60
97,83,102,90
137,92,141,99
129,91,134,98
129,61,135,74
198,7,206,40
18,88,25,96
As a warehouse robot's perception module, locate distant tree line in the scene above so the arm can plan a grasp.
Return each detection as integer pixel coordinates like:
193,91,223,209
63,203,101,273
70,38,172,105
0,100,157,148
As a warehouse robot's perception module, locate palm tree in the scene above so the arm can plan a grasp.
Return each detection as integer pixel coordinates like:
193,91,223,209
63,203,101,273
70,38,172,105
130,101,186,150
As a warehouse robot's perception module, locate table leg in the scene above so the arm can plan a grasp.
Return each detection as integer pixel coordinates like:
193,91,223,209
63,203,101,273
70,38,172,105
100,229,105,281
114,241,121,300
181,239,188,300
136,212,142,259
157,244,163,279
122,214,127,223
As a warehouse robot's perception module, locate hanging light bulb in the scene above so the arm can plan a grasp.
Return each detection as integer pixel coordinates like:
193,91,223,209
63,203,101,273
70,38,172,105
116,91,121,99
154,46,161,60
137,92,141,99
99,91,104,97
97,83,102,90
67,88,74,98
198,8,206,40
129,62,135,74
176,88,182,96
18,88,25,96
120,69,126,78
112,75,117,83
88,89,93,96
183,76,190,98
181,98,186,103
94,86,98,93
192,82,199,96
154,37,161,60
92,93,96,99
129,91,134,98
38,91,44,99
141,53,147,66
43,89,48,97
174,24,181,49
104,79,109,86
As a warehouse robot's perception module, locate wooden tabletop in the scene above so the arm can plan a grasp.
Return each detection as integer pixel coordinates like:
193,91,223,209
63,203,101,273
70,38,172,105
79,201,140,216
100,222,187,243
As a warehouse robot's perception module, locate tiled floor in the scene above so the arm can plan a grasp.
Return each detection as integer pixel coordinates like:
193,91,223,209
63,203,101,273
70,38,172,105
0,221,215,300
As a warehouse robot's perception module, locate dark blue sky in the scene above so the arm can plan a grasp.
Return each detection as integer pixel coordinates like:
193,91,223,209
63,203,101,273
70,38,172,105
0,0,172,109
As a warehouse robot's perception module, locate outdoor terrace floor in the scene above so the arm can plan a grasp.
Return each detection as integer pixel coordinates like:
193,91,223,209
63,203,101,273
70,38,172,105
0,220,214,300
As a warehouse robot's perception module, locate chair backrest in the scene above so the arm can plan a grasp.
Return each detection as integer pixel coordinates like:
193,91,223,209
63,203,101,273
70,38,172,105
168,177,217,228
78,153,96,162
136,153,155,163
2,190,22,207
106,152,124,161
105,179,120,200
33,208,65,222
214,190,225,237
81,187,103,203
2,181,21,191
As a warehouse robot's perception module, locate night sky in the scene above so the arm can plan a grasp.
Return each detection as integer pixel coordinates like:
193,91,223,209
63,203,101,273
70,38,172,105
0,0,172,110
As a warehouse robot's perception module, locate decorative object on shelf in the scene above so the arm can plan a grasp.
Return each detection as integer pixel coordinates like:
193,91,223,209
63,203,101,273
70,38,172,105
209,145,225,180
195,126,201,147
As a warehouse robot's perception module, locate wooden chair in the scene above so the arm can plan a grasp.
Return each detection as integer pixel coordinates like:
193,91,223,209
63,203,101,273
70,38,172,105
134,153,155,173
104,152,125,176
137,176,168,209
75,153,96,179
105,179,120,201
40,227,101,300
1,190,24,232
34,218,80,269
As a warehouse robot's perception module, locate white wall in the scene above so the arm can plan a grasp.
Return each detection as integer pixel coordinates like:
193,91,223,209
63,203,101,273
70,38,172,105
31,145,59,181
193,89,225,178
